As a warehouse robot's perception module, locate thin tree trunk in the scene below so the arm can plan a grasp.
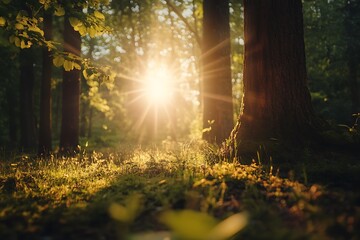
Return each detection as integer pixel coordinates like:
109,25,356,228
88,107,93,138
38,12,53,155
80,39,94,137
19,48,37,151
79,100,88,137
202,0,233,144
6,85,17,147
60,14,81,153
344,0,360,114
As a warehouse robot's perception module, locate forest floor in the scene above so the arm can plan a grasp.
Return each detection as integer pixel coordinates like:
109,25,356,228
0,140,359,240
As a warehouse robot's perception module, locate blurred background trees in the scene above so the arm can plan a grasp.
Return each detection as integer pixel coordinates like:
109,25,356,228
0,0,358,151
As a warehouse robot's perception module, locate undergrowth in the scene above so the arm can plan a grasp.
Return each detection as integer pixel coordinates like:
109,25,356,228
0,141,359,240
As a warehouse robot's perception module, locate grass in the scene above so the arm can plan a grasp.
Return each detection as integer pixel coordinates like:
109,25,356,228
0,140,359,240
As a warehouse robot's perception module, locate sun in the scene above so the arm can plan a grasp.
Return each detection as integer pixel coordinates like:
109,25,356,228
143,65,174,105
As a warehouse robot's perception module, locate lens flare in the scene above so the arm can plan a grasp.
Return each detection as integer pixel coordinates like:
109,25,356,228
143,66,173,105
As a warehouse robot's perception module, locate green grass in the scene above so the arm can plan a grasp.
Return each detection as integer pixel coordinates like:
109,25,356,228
0,141,359,240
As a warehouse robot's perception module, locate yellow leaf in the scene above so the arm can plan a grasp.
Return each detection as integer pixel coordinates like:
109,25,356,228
73,62,81,70
28,26,44,36
15,23,24,30
78,26,87,36
63,60,74,71
14,37,21,47
94,10,105,20
20,40,31,49
82,69,88,79
53,55,64,67
16,13,22,21
54,6,65,16
88,27,97,38
20,40,26,49
9,35,15,43
69,17,81,28
0,17,6,27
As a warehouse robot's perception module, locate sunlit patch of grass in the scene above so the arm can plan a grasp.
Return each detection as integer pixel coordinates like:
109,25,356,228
0,142,359,239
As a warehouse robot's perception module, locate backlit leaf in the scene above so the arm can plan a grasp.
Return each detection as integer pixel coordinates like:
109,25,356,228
82,69,88,79
53,55,64,67
54,6,65,16
20,40,31,49
28,26,44,36
73,62,81,70
94,10,105,20
69,17,81,28
15,23,24,30
0,17,6,27
88,27,97,38
63,60,74,71
208,213,248,240
160,210,217,239
14,37,21,47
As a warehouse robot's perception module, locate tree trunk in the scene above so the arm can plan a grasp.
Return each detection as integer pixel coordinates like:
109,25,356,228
80,39,95,137
6,83,17,147
344,0,360,114
38,12,53,155
202,0,233,144
60,15,81,153
88,107,93,138
231,0,319,150
19,48,37,151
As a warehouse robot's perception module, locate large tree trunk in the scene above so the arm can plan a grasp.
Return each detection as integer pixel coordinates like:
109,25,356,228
231,0,319,150
202,0,233,144
19,48,37,151
60,15,81,153
38,12,53,155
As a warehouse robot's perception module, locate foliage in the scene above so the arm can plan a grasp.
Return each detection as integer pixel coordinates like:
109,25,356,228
304,0,360,123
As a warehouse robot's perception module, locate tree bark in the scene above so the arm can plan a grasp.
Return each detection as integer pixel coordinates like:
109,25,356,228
38,12,53,155
80,39,95,137
60,15,81,153
19,48,37,151
6,82,17,147
230,0,319,151
344,0,360,114
202,0,233,144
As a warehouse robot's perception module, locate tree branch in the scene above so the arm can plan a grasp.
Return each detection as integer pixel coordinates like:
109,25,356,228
164,0,201,46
